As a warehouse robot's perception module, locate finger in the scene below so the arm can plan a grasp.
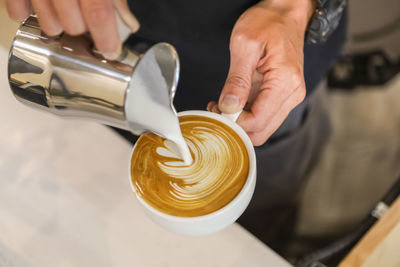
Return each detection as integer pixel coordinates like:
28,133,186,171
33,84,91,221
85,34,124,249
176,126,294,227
237,88,283,133
207,101,221,114
207,101,217,112
212,105,221,114
52,0,86,35
31,0,63,36
218,36,262,114
113,0,140,33
6,0,31,22
247,88,306,146
238,69,305,133
81,0,121,60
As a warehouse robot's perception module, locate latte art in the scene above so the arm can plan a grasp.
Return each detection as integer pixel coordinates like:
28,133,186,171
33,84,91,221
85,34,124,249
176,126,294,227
131,115,249,217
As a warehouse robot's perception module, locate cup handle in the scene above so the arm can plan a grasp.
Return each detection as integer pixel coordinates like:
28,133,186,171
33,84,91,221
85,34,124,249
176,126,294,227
221,110,242,123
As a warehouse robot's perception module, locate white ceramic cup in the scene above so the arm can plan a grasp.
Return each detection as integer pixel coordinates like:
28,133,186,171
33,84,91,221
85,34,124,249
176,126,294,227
129,110,256,235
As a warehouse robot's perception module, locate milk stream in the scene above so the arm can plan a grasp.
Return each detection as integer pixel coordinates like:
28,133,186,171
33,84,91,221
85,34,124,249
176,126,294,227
124,48,193,165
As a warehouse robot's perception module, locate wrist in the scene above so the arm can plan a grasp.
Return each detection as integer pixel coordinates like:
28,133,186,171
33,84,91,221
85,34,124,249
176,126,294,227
260,0,316,31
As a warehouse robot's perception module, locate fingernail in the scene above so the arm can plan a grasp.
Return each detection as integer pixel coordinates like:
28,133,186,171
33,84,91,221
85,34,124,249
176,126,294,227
220,94,240,113
103,46,121,61
126,15,140,33
115,3,141,33
44,23,63,37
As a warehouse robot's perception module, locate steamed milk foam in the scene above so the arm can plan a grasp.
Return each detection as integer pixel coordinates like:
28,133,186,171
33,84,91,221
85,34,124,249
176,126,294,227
131,115,249,217
125,49,249,217
125,49,192,165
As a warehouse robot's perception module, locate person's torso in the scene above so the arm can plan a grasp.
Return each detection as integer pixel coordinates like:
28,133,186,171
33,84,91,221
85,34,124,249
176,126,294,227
127,0,258,110
128,0,257,44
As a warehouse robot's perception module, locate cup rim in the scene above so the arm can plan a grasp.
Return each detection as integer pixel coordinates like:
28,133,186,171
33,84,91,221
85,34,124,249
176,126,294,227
129,110,256,222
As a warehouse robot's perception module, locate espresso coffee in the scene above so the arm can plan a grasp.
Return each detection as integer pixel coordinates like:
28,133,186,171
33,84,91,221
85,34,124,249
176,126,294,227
131,115,249,217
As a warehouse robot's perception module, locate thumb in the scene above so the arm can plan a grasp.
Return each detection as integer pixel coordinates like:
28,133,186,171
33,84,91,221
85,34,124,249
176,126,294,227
219,42,260,114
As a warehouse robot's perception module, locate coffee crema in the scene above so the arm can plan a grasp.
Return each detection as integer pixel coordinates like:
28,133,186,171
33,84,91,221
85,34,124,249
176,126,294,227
131,115,249,217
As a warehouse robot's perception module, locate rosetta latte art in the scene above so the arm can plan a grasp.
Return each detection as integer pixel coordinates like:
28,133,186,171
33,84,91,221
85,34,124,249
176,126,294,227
131,115,249,217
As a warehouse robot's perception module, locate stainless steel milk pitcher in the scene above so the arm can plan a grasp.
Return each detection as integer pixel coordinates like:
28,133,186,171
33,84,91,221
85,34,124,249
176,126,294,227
8,15,180,134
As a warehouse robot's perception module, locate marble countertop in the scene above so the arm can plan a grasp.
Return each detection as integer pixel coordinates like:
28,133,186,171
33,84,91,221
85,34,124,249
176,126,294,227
0,46,291,267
